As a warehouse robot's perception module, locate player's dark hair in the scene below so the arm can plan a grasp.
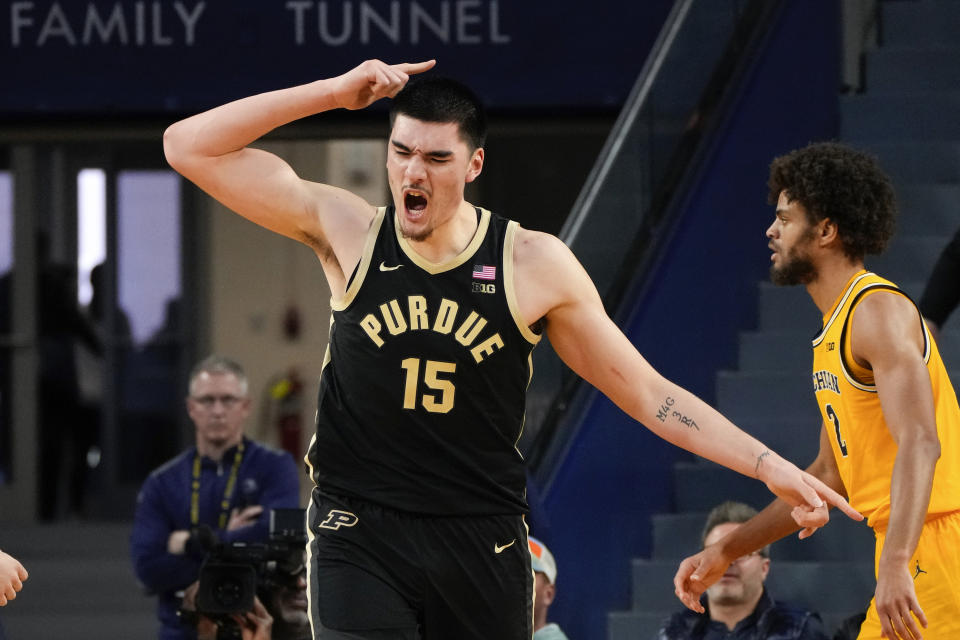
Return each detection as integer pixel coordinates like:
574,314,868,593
390,76,487,150
768,142,897,261
701,501,769,557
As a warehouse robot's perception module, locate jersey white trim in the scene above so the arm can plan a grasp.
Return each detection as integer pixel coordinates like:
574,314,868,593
504,221,542,346
395,207,491,274
812,271,873,347
331,207,387,312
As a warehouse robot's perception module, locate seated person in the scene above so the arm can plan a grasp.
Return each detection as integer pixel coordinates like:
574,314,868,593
529,536,570,640
656,501,828,640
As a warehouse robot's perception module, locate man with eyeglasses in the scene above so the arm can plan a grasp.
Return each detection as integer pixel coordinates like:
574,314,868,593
656,502,829,640
131,355,301,640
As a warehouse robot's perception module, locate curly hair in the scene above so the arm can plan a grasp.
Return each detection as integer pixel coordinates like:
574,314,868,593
767,142,897,260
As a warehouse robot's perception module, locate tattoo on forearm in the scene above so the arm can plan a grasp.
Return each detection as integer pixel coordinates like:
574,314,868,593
655,396,700,430
755,450,770,475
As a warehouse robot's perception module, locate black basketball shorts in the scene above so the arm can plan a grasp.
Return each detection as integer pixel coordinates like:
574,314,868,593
306,489,533,640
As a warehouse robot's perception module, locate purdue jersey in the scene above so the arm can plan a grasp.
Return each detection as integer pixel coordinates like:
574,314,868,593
811,270,960,530
306,206,540,516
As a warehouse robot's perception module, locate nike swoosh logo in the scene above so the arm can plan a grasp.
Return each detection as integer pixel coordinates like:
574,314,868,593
379,262,403,271
494,540,516,554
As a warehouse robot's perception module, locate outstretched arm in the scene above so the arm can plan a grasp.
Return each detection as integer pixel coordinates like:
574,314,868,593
163,59,435,297
673,424,845,612
514,229,861,517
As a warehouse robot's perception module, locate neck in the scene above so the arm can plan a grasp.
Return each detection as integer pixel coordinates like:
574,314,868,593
197,437,241,463
402,201,478,264
709,593,762,631
533,612,547,632
805,256,864,315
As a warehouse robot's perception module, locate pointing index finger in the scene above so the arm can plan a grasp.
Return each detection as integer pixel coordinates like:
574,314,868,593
804,475,863,521
395,60,437,75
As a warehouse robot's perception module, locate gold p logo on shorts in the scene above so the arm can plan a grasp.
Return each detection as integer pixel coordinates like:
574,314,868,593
319,509,359,530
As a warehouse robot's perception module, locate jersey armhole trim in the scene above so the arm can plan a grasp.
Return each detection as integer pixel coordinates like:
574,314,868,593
839,283,924,391
331,207,386,312
504,221,542,346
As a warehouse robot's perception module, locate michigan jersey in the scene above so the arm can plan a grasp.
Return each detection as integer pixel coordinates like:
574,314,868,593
811,270,960,531
306,206,540,516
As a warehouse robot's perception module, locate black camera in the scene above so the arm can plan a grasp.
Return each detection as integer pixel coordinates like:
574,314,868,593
195,508,306,625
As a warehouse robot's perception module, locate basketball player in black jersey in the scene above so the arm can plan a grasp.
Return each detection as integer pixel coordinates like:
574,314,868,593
163,59,861,639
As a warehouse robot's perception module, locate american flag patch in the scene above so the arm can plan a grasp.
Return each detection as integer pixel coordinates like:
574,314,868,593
472,264,496,280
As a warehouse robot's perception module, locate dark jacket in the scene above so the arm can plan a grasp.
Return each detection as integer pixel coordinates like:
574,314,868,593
130,438,300,640
657,589,829,640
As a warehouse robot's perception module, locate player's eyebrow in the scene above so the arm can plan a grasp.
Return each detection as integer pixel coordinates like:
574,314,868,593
391,139,453,159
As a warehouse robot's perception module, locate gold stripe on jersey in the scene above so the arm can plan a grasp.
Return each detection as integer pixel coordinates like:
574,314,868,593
394,207,491,274
331,207,387,312
811,270,960,531
504,221,542,347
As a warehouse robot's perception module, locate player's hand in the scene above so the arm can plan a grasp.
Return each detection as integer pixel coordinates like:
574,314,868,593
0,551,27,606
759,456,862,530
673,545,732,613
875,562,927,640
332,59,437,111
791,502,830,539
227,505,264,531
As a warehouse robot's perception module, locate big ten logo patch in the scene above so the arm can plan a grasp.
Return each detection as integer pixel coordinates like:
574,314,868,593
319,509,359,530
472,282,496,294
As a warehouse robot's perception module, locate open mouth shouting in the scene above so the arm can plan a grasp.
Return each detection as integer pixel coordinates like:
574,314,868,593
404,188,429,218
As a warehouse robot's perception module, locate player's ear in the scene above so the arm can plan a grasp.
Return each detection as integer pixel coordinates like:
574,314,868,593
465,147,484,183
818,218,839,246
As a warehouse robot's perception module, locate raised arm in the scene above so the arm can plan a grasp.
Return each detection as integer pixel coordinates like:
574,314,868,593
513,229,861,516
163,59,435,296
851,292,938,640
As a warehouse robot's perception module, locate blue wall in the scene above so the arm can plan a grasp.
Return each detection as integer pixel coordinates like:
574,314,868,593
534,2,840,638
1,0,673,115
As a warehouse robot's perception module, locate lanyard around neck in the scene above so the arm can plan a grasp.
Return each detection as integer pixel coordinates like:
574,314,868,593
191,441,245,530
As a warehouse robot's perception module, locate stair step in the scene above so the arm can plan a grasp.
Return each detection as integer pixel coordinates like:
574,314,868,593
842,93,960,140
628,559,874,614
865,48,960,93
738,331,813,371
650,509,875,563
607,610,671,640
854,142,960,184
894,184,960,235
0,522,155,640
866,236,953,282
716,371,820,422
1,610,157,640
755,277,932,332
882,1,960,47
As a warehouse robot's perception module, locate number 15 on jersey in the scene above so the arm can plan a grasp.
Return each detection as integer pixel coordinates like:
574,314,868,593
401,358,457,413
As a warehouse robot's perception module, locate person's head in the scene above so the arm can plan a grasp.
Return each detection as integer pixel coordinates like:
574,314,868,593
262,565,309,640
701,502,770,611
386,76,486,242
186,355,251,456
765,142,897,286
528,536,558,630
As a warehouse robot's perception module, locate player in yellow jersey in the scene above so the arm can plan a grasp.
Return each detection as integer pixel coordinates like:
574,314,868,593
672,142,960,640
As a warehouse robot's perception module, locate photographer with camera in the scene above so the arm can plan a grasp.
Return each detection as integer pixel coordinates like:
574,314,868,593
181,509,309,640
131,356,301,640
